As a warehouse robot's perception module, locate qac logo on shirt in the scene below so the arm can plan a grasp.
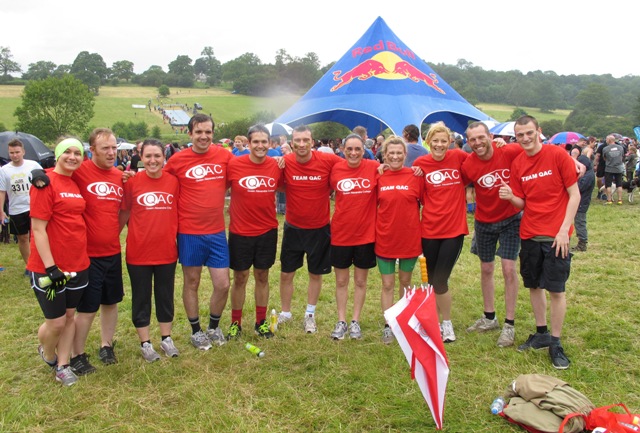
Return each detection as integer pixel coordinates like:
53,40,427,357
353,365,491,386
185,164,224,180
477,169,510,189
424,169,460,186
336,178,371,192
86,182,123,200
136,192,174,207
238,176,276,190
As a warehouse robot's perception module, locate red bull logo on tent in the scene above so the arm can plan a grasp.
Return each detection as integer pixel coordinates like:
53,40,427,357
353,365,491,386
331,50,445,94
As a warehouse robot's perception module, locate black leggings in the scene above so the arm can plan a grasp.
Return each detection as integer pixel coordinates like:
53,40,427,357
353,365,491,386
421,235,464,294
127,262,176,328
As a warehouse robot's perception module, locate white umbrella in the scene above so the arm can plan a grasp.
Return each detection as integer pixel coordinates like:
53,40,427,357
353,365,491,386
264,122,293,136
117,142,136,150
490,121,515,137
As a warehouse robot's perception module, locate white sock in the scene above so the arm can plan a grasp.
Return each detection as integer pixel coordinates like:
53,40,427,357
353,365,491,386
305,304,316,316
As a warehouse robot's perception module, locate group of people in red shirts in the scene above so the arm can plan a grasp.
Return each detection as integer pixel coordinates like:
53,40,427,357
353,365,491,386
28,113,580,386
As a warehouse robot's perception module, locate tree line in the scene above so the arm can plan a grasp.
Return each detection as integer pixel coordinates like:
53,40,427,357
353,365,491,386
2,45,639,141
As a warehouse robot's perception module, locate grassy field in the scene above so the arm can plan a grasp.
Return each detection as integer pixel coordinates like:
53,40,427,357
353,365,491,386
0,85,566,144
0,191,639,432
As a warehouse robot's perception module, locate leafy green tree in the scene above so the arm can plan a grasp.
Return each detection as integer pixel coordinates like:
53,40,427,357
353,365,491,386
151,125,162,139
14,75,95,143
194,46,221,86
0,122,6,133
167,55,194,87
70,51,108,94
509,108,528,121
574,83,612,115
133,65,166,87
111,121,149,141
0,46,21,82
111,60,135,82
631,95,640,125
52,64,71,78
22,61,57,81
539,119,563,138
158,84,170,97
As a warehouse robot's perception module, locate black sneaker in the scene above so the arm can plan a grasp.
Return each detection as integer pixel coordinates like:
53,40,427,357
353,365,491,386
99,343,117,365
517,332,551,352
549,344,570,370
255,319,274,338
70,353,97,375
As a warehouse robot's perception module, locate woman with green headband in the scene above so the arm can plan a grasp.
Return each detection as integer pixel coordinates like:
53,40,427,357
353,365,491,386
27,137,91,387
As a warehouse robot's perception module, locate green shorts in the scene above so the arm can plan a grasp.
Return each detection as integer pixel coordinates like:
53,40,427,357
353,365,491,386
376,257,418,275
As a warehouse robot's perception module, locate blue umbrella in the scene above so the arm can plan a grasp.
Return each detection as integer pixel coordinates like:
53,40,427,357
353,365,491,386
548,131,585,145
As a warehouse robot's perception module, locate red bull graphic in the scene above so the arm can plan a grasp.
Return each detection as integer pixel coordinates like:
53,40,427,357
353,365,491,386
330,51,445,94
392,61,444,94
331,59,389,91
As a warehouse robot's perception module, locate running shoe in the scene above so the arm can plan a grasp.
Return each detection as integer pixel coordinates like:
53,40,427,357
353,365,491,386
517,332,551,351
254,319,274,338
70,353,96,376
348,321,362,340
303,314,317,334
160,337,180,358
190,330,212,351
549,344,570,370
466,317,500,333
226,321,242,340
441,321,456,343
277,312,292,325
497,324,515,348
330,321,348,340
99,343,117,365
206,327,227,346
382,327,395,345
55,366,78,386
140,342,161,363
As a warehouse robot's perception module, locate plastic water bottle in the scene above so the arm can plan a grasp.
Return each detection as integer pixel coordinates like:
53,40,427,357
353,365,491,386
490,397,505,415
269,309,278,333
245,343,264,358
38,271,76,288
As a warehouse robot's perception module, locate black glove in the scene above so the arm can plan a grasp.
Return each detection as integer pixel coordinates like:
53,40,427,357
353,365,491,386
45,265,66,300
31,169,50,189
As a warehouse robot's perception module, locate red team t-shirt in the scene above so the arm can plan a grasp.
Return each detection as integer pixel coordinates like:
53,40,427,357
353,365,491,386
72,160,124,257
121,172,180,265
461,143,523,224
329,159,379,246
27,172,90,274
375,168,424,258
509,144,578,239
227,155,283,236
164,145,231,235
283,151,341,229
414,149,469,239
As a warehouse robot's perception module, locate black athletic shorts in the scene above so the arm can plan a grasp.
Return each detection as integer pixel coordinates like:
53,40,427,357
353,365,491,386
229,229,278,271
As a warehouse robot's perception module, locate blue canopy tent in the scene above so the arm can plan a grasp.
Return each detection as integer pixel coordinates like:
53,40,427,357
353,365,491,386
275,16,493,136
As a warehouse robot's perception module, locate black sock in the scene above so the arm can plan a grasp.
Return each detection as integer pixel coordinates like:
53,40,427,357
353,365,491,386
384,324,390,328
161,335,170,341
189,317,201,334
505,319,515,326
209,314,221,330
141,340,151,347
484,311,496,320
536,325,548,334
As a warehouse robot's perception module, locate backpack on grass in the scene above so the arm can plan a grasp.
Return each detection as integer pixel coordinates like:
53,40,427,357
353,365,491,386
497,374,640,433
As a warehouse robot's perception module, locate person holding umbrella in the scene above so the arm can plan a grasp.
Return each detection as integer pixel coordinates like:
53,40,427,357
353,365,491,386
376,136,423,344
413,122,469,343
28,138,90,386
119,139,180,362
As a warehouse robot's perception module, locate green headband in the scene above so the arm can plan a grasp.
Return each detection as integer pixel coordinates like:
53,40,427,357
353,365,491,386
55,138,84,161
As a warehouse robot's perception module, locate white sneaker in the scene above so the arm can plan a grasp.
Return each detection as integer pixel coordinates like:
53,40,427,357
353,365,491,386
140,342,161,363
206,327,227,346
466,317,500,333
303,314,317,334
348,321,362,339
190,330,212,351
331,321,348,340
382,327,395,345
160,337,180,357
277,312,293,325
497,323,515,348
441,321,456,343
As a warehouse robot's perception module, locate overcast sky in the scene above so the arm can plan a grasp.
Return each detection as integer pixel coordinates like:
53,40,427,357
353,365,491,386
3,0,637,78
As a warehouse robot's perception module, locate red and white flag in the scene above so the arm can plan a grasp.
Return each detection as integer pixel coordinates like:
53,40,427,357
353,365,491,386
385,285,450,430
